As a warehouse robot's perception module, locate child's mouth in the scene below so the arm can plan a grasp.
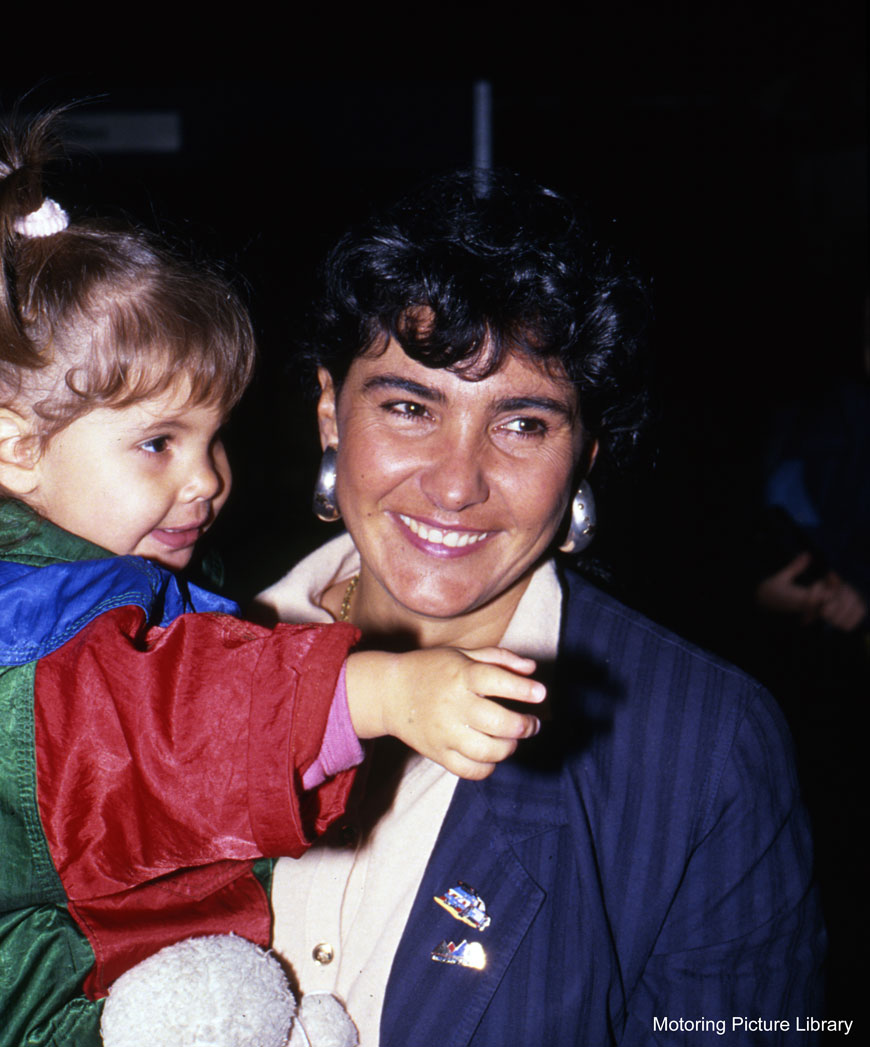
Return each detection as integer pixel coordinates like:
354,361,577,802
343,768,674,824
151,524,205,550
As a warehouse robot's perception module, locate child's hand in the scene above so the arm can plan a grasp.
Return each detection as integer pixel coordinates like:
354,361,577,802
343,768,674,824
346,647,545,780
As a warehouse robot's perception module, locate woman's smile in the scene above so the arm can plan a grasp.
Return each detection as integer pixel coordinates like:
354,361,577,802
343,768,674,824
395,512,494,556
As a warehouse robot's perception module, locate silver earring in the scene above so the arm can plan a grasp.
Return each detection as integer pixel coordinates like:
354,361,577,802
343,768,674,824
559,480,596,553
312,446,340,522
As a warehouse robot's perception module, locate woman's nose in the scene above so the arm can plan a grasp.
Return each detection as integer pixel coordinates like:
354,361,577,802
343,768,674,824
419,439,490,512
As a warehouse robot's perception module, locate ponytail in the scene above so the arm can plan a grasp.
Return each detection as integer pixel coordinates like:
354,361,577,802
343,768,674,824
0,107,255,443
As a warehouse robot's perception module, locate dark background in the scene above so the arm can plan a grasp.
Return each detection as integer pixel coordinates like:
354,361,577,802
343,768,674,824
3,5,866,1027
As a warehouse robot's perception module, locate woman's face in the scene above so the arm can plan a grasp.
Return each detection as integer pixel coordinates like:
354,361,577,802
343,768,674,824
318,338,588,642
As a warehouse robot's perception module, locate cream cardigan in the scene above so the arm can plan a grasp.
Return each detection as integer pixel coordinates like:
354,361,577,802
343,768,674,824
257,534,562,1046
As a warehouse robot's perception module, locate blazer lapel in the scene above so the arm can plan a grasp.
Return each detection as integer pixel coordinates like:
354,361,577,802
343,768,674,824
381,777,550,1047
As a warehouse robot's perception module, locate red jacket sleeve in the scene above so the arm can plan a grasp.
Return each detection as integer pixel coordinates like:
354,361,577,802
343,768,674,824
34,606,359,901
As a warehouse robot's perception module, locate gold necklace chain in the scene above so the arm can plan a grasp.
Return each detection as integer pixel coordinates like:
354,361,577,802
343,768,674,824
338,574,359,622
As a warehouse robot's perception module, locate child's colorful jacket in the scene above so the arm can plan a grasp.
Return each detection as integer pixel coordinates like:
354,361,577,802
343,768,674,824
0,500,358,1047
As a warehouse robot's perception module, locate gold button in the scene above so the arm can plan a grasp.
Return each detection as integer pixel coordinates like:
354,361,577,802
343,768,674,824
312,942,335,965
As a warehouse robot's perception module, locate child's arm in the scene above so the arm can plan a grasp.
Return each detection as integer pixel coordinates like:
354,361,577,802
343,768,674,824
300,662,364,788
346,647,545,780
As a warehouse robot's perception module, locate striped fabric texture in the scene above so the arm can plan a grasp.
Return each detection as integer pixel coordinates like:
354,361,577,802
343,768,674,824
381,567,824,1046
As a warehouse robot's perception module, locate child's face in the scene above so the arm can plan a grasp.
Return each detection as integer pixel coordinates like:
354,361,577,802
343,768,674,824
28,382,231,569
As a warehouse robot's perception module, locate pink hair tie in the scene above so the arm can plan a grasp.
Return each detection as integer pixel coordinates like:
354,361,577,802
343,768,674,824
13,197,69,238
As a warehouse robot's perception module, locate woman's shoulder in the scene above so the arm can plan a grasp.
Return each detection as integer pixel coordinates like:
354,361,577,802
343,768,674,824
553,564,791,774
516,566,803,852
557,563,765,696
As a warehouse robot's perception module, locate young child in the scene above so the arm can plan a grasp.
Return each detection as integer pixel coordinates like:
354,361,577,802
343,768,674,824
0,113,544,1047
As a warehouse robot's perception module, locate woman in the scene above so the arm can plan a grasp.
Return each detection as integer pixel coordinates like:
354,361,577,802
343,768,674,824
257,172,824,1045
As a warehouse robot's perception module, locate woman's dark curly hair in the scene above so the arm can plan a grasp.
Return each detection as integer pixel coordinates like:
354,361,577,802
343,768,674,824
303,169,652,472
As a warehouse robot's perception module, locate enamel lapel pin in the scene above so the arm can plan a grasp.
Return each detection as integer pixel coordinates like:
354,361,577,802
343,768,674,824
431,881,489,968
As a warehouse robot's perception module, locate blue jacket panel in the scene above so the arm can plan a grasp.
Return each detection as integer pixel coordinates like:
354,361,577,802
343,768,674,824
382,566,824,1046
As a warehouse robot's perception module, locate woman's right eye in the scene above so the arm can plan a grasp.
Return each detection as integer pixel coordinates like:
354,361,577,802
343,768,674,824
383,400,430,420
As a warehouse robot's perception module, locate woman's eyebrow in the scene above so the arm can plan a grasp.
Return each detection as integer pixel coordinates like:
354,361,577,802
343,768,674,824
495,395,575,418
362,374,447,403
362,376,575,418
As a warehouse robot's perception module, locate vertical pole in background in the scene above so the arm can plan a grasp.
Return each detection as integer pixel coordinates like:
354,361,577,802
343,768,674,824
472,80,493,195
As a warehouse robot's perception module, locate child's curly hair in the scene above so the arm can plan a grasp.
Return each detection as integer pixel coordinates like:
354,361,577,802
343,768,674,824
0,108,255,451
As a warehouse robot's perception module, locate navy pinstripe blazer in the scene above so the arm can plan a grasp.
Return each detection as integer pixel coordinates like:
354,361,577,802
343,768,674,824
381,567,824,1046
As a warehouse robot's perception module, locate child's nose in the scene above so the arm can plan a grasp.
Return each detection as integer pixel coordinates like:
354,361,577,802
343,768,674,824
184,447,229,503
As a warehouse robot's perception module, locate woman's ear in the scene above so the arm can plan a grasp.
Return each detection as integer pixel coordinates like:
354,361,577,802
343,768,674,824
573,436,599,484
316,367,339,451
586,438,600,474
0,409,41,495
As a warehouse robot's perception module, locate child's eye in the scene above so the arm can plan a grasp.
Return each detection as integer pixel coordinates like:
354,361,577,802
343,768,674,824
140,436,171,454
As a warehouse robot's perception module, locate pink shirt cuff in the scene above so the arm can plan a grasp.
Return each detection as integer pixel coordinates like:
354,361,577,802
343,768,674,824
302,660,365,789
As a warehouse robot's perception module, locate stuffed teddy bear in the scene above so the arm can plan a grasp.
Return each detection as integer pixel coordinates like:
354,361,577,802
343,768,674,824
100,934,358,1047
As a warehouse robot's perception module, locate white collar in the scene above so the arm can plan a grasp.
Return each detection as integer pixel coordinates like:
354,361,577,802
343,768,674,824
256,532,562,660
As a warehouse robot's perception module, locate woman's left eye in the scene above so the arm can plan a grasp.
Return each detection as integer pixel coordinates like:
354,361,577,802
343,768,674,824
500,417,549,437
140,436,171,454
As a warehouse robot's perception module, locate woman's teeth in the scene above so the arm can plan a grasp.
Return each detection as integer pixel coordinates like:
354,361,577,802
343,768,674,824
399,514,489,548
